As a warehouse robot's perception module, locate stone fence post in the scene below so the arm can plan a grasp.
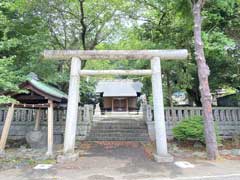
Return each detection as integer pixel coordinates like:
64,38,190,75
88,105,94,122
143,104,155,141
146,104,153,122
83,105,91,122
142,103,147,121
77,105,94,140
142,103,153,122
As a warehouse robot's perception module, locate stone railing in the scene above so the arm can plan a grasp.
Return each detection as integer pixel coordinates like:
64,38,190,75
143,105,240,140
0,105,94,141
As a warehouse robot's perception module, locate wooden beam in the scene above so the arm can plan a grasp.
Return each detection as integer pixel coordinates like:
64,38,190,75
43,50,188,60
80,70,152,76
46,100,54,156
15,103,50,108
0,103,50,108
0,104,15,154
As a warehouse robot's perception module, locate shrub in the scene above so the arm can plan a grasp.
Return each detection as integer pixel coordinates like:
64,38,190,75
173,115,220,144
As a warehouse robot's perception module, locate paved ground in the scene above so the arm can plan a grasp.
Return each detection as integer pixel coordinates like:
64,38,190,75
1,142,240,180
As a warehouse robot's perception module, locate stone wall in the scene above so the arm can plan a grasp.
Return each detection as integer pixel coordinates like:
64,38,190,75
143,106,240,140
0,105,94,142
1,106,239,142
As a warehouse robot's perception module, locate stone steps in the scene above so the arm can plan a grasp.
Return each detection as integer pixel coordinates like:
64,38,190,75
92,122,146,129
89,129,148,133
86,118,149,141
88,132,149,137
86,136,149,141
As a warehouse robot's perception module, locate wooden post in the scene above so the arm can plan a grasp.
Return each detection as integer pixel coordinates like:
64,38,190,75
64,57,81,154
126,98,129,112
34,109,41,131
0,104,15,154
46,100,54,156
112,98,114,112
151,57,173,162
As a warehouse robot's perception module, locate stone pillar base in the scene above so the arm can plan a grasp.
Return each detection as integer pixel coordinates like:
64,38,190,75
57,152,79,163
45,151,54,158
0,150,5,158
93,116,103,121
153,153,174,163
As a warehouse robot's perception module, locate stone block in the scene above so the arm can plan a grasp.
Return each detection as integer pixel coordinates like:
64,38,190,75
26,130,47,149
231,149,240,156
0,150,5,158
146,121,155,141
153,153,174,163
54,134,64,144
193,141,204,149
57,152,79,163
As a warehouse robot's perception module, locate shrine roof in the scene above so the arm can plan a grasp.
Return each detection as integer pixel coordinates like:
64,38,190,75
96,80,142,97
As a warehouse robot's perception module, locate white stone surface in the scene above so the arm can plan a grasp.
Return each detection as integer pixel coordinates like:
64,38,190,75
64,57,81,154
174,161,195,168
94,103,101,116
151,57,168,156
33,164,53,170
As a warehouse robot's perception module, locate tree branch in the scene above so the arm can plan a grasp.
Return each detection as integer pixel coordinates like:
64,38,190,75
79,0,87,50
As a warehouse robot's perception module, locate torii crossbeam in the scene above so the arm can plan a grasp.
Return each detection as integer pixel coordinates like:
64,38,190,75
43,49,188,162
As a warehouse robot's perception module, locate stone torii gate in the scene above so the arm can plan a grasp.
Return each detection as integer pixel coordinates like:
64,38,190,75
43,50,188,162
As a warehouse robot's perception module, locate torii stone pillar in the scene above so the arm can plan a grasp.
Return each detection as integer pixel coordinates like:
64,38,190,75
63,57,81,155
151,57,173,162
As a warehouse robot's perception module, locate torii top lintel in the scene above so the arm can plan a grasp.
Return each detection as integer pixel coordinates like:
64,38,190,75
43,50,188,60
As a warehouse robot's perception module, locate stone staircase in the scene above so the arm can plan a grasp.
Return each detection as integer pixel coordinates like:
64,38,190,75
85,117,149,141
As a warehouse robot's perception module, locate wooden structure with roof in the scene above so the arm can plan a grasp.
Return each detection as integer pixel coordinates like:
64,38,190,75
96,80,143,112
13,73,67,105
0,73,67,156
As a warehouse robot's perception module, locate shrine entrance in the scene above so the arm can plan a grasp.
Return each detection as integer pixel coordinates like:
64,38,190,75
43,50,188,162
113,98,127,112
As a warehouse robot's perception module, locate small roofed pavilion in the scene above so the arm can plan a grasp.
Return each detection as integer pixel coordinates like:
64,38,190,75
13,73,67,104
0,73,67,156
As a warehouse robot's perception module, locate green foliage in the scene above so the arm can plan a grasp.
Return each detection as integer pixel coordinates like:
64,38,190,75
0,57,24,93
173,116,221,144
80,78,97,105
0,96,19,104
0,0,51,93
173,116,205,143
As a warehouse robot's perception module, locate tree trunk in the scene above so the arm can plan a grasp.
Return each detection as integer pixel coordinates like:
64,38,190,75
193,0,218,160
166,72,177,124
166,71,173,107
186,87,202,106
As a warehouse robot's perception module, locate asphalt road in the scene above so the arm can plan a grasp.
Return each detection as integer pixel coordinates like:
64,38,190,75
1,142,240,180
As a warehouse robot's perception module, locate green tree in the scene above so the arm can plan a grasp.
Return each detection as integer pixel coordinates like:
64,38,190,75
0,1,26,102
